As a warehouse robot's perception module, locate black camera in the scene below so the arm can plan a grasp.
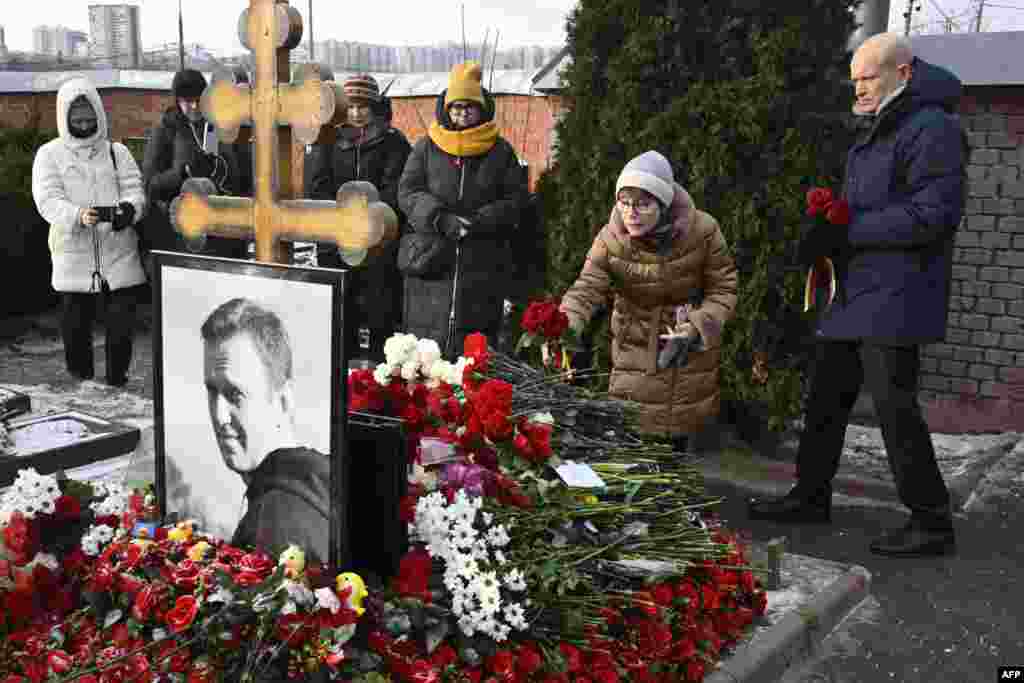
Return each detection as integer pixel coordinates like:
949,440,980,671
93,206,116,222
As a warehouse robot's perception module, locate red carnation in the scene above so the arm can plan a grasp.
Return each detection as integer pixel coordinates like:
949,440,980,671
805,187,834,217
53,495,81,520
825,197,851,225
463,332,489,362
2,512,40,566
558,643,582,673
516,646,543,675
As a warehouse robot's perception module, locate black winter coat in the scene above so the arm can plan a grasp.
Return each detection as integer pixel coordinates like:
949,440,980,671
308,104,412,361
141,107,251,260
231,446,331,565
398,90,528,357
817,58,967,345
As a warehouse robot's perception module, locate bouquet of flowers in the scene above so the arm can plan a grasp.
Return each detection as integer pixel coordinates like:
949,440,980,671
0,469,374,682
802,187,851,313
515,299,581,373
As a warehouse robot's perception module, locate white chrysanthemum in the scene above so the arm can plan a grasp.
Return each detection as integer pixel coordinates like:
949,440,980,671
373,362,394,386
93,525,114,543
504,602,527,629
530,412,555,425
400,360,420,382
384,333,419,366
208,587,236,605
503,568,527,592
416,338,442,368
486,525,511,548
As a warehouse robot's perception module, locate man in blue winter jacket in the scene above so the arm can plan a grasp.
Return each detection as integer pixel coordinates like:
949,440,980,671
749,33,967,557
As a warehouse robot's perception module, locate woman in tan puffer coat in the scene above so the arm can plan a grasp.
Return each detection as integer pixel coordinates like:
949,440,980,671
561,151,738,449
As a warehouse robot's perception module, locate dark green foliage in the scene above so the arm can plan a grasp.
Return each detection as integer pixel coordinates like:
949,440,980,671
539,0,859,429
0,122,61,316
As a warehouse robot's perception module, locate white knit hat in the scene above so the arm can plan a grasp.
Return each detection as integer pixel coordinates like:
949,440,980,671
615,151,675,207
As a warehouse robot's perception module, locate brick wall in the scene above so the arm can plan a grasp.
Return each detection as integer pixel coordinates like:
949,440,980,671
917,85,1024,432
0,89,561,190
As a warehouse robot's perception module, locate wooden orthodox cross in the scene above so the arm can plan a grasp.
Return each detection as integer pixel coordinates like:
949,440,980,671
171,0,397,263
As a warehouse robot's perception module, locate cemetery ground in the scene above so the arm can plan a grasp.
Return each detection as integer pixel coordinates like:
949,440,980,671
1,301,1023,682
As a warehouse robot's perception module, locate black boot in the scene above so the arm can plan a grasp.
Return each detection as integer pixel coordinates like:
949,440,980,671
869,519,956,557
747,487,832,524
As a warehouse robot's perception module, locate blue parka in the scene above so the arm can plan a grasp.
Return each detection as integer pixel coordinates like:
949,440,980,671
816,58,968,345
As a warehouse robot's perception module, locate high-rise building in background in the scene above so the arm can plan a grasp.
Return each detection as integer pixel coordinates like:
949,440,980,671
32,26,89,60
0,25,7,61
88,4,142,68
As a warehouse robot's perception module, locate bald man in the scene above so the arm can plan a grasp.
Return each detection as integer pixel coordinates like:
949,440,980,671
749,33,968,558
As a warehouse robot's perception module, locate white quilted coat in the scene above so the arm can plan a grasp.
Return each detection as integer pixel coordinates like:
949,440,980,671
32,78,147,293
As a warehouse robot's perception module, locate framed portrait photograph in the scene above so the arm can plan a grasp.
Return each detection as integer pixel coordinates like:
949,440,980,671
151,251,349,570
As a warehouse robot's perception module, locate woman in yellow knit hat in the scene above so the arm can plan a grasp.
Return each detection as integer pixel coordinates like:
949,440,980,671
398,61,528,359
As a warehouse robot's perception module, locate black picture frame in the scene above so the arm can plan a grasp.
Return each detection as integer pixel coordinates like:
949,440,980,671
151,251,349,570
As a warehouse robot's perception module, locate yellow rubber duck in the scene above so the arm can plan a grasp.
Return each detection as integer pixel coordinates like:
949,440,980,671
167,521,194,543
335,572,368,616
278,545,306,579
187,541,213,562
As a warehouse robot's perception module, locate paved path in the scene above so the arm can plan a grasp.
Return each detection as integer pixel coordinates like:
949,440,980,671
701,478,1024,683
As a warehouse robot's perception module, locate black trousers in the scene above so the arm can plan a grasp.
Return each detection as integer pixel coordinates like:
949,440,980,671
60,285,141,383
794,341,952,528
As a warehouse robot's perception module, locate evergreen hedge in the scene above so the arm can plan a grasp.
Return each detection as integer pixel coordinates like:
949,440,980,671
0,122,61,316
538,0,860,430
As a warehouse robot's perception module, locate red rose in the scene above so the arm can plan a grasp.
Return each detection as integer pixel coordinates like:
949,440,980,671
512,432,533,458
430,644,458,669
276,613,316,645
805,187,834,217
521,422,553,460
132,582,168,622
754,590,768,616
673,637,697,660
165,595,199,633
17,658,47,683
825,197,851,225
125,654,150,681
237,551,273,576
409,659,441,683
701,583,720,610
3,513,40,565
115,572,145,597
516,646,543,675
171,560,201,591
61,547,89,576
233,570,266,587
53,495,81,520
2,676,27,683
592,669,618,683
401,403,426,432
47,651,73,675
542,308,570,339
558,643,582,673
487,650,515,677
108,622,132,648
87,565,115,592
482,412,513,442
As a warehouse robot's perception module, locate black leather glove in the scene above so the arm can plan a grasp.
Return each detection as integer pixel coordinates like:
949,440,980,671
186,152,216,179
435,212,471,239
112,202,135,232
797,223,850,267
657,332,700,371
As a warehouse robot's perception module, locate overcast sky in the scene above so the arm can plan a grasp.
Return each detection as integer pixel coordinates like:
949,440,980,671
3,0,1023,55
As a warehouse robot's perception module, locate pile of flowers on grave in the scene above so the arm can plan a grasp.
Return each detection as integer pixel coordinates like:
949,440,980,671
344,329,771,682
0,469,370,682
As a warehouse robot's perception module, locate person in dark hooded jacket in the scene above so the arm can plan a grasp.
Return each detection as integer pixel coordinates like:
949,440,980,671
141,69,251,268
201,297,332,566
398,61,528,359
749,34,967,558
310,74,411,362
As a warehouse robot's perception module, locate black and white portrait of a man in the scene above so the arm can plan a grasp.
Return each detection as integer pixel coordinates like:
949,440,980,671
157,259,339,564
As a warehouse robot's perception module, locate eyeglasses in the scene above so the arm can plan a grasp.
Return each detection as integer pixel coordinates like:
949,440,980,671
617,198,659,215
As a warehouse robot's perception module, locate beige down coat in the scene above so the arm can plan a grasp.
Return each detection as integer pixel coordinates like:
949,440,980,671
561,184,738,437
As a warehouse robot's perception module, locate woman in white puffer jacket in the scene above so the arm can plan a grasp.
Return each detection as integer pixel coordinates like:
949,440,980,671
31,77,147,386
